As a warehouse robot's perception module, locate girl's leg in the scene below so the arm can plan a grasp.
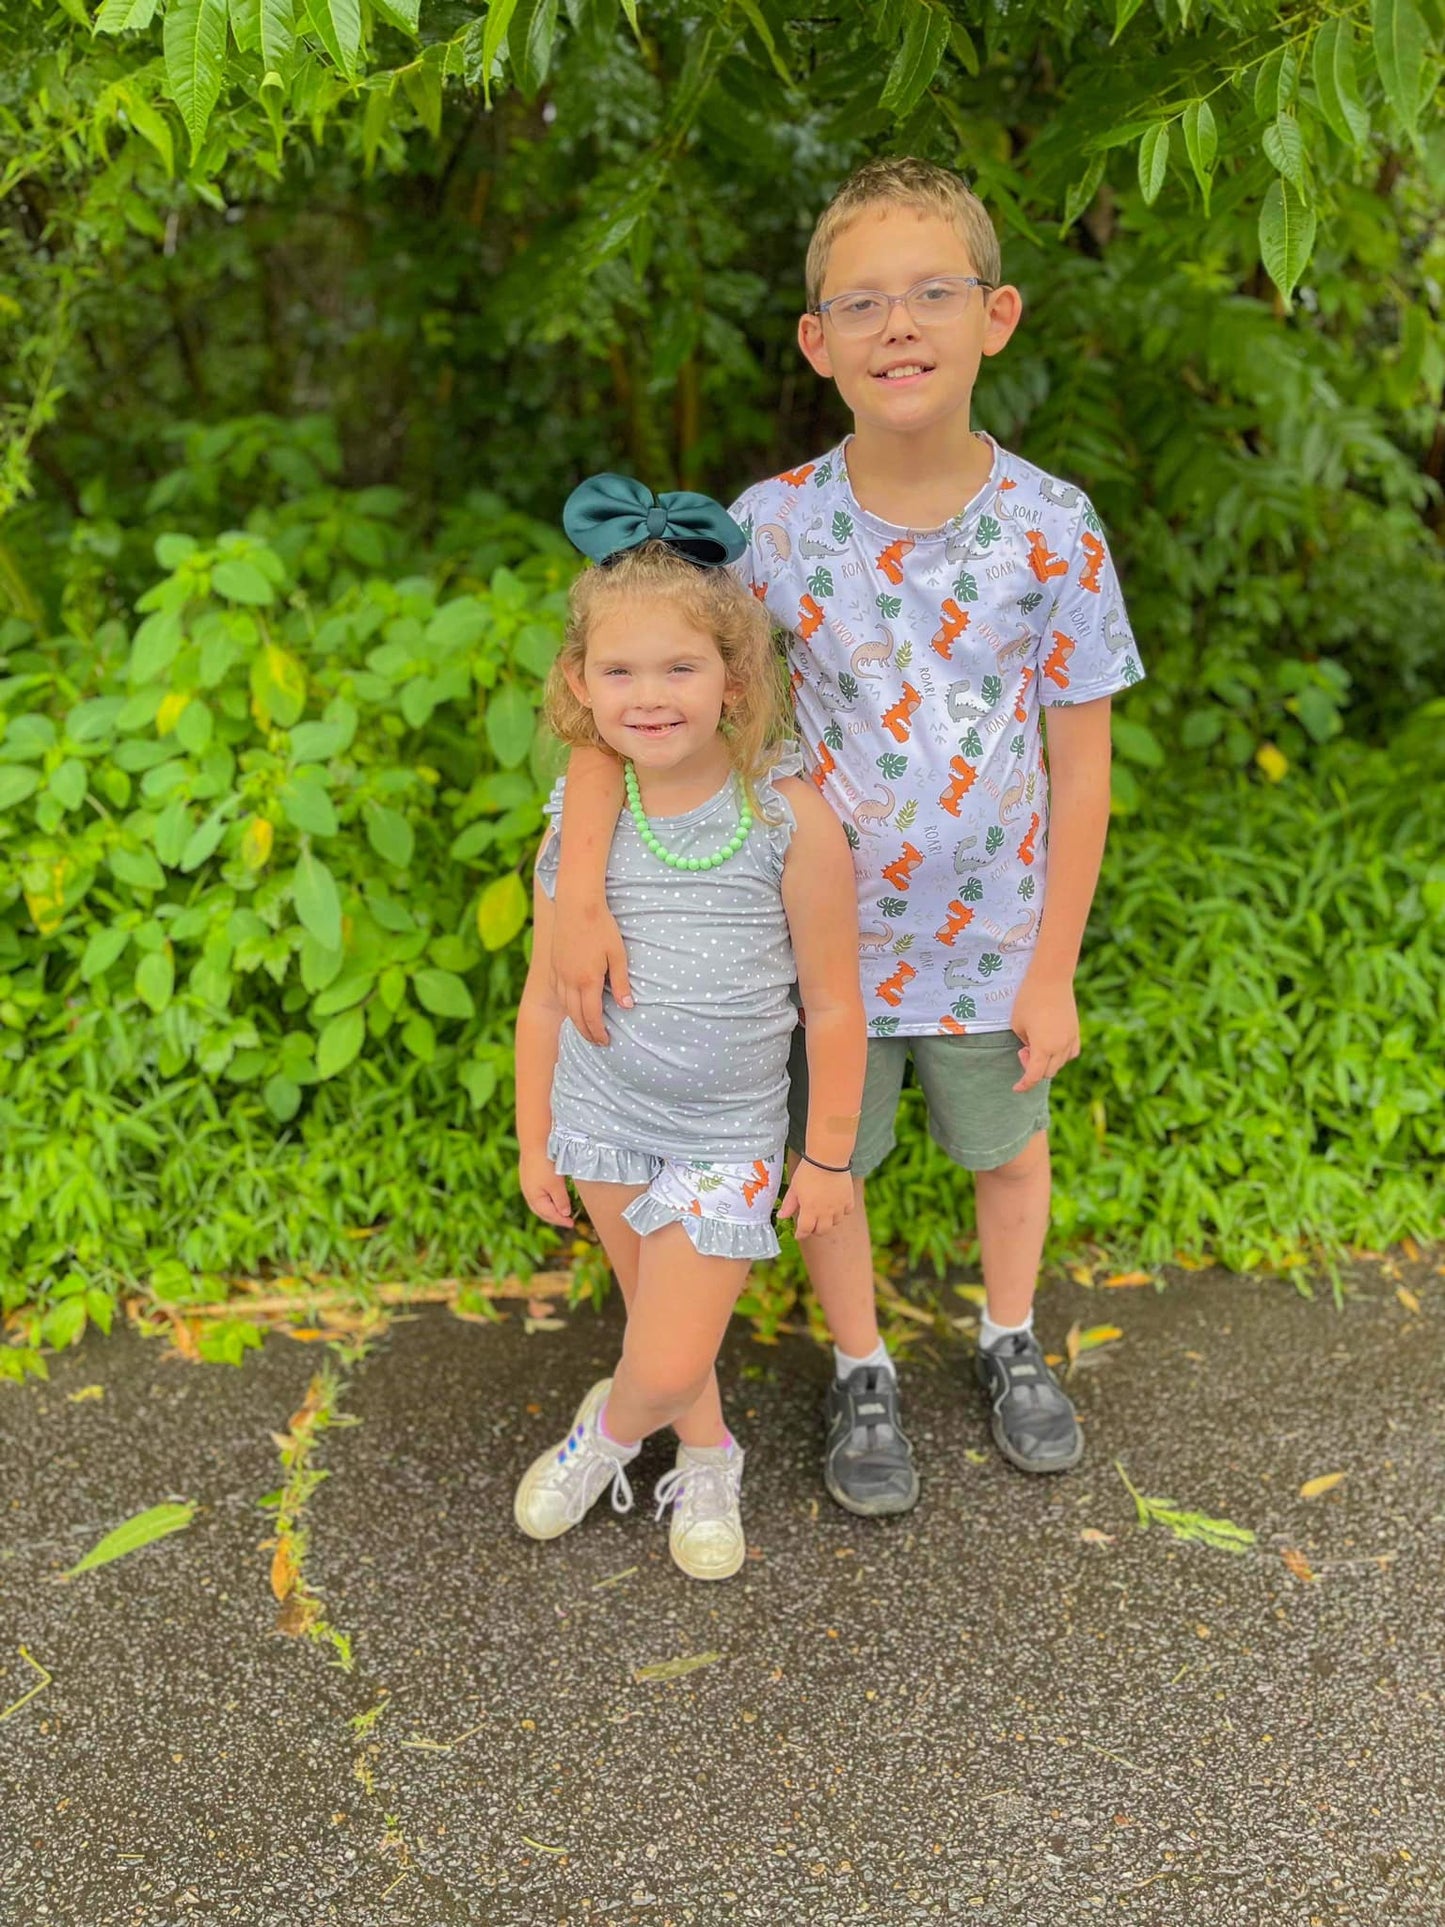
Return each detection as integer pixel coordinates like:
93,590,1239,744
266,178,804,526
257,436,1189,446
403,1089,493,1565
602,1221,751,1448
575,1183,729,1445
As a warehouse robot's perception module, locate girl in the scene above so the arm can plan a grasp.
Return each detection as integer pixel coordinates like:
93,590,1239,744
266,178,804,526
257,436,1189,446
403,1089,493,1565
513,473,865,1580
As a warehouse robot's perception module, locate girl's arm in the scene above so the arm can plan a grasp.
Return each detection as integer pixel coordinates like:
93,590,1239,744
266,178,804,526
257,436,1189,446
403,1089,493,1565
515,845,575,1227
1010,696,1113,1094
550,745,630,1048
776,779,867,1240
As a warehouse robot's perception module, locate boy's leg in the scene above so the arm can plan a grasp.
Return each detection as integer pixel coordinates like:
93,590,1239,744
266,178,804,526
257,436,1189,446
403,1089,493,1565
576,1181,727,1447
973,1128,1051,1328
787,1032,920,1517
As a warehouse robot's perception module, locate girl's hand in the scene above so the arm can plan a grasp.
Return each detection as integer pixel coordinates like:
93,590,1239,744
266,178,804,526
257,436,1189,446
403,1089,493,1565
777,1161,855,1241
551,902,632,1048
520,1151,574,1227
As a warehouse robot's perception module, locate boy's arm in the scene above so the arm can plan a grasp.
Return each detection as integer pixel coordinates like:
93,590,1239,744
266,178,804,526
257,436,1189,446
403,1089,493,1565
1011,696,1113,1094
550,745,630,1047
776,780,866,1239
515,852,574,1226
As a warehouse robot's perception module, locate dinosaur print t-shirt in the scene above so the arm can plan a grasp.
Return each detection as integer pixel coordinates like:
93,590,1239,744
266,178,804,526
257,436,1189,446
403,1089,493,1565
729,435,1144,1037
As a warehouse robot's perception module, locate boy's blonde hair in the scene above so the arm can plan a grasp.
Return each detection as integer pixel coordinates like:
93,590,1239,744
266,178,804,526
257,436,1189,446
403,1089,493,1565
546,543,790,800
805,156,1001,308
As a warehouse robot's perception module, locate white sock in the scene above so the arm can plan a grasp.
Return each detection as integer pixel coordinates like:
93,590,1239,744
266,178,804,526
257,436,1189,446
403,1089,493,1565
979,1310,1034,1353
834,1340,895,1383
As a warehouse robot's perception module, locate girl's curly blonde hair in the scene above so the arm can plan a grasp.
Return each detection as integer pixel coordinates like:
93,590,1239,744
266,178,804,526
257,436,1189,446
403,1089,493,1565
545,542,791,798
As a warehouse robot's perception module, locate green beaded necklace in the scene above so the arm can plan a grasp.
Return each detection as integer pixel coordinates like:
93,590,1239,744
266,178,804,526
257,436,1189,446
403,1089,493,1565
624,761,752,871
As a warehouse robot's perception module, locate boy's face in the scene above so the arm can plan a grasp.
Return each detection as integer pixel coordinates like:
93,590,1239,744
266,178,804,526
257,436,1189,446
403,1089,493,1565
797,208,1020,438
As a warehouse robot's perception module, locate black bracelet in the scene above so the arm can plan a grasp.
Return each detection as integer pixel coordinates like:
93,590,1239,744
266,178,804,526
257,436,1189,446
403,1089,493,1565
800,1152,852,1174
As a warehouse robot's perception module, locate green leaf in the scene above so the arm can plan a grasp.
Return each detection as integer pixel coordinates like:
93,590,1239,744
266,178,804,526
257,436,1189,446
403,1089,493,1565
401,61,443,139
230,0,297,65
282,778,338,838
476,871,528,950
402,1011,436,1061
1111,0,1148,41
41,1297,88,1351
303,0,362,75
880,0,949,119
478,0,521,104
0,766,41,811
135,947,175,1013
1180,99,1217,211
263,1075,302,1121
734,0,793,85
1258,178,1317,308
1137,121,1170,205
179,806,231,871
511,0,560,97
251,644,307,729
292,848,342,951
1371,0,1430,140
1060,153,1106,233
1253,45,1298,121
129,610,183,684
111,845,167,892
154,531,197,569
372,0,418,27
63,1502,196,1580
485,681,536,767
366,804,415,868
95,0,161,33
1312,19,1370,149
49,759,87,810
116,85,175,177
163,0,228,159
81,925,130,980
413,967,475,1021
211,557,276,604
1111,717,1165,769
1263,114,1305,188
316,1007,366,1078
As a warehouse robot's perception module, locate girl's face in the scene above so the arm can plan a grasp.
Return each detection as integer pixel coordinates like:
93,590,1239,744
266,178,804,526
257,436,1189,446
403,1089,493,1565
566,599,735,773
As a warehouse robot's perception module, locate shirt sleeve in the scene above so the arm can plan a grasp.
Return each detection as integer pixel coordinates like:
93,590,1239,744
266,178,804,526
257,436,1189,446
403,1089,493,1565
1033,500,1146,707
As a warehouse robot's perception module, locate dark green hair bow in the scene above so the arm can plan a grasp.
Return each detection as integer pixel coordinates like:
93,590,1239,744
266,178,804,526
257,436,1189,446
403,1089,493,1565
563,472,747,568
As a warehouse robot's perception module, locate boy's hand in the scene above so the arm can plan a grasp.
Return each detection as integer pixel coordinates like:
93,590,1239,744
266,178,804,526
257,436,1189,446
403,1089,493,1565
777,1161,855,1241
1010,971,1080,1092
550,903,632,1047
520,1151,574,1227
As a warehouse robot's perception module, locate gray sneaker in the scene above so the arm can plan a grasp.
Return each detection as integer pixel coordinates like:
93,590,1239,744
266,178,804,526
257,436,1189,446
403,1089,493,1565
822,1367,920,1517
976,1330,1083,1473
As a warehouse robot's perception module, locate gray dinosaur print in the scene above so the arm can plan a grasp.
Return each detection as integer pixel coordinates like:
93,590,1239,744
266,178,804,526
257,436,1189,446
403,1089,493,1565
946,680,988,722
953,836,984,874
1039,478,1082,510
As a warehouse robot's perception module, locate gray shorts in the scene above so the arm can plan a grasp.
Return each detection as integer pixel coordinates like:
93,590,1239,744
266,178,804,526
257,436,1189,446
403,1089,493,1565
786,1027,1050,1177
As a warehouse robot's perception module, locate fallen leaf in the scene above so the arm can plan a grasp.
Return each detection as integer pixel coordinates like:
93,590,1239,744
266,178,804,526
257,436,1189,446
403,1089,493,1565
1077,1324,1122,1353
1280,1547,1316,1584
1044,1353,1064,1368
526,1296,555,1320
66,1385,104,1403
1299,1472,1346,1501
284,1327,329,1342
520,1837,567,1855
1396,1287,1420,1315
523,1316,566,1334
953,1284,986,1306
1065,1322,1082,1365
632,1651,723,1683
273,1594,318,1637
964,1449,987,1465
1068,1265,1094,1287
270,1539,298,1602
1400,1236,1421,1263
1102,1271,1154,1289
61,1501,196,1581
1080,1528,1114,1546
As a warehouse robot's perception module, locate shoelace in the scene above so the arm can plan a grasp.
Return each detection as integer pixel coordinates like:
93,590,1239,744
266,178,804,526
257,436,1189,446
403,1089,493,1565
652,1457,740,1524
546,1422,636,1525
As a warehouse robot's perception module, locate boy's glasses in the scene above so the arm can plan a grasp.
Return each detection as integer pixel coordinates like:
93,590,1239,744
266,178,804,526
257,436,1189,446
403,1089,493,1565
811,276,995,338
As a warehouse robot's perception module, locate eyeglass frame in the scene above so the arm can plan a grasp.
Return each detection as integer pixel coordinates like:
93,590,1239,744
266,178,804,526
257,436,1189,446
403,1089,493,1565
810,275,997,333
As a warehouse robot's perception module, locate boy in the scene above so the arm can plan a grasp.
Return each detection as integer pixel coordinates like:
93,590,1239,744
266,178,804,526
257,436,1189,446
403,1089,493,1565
551,157,1144,1516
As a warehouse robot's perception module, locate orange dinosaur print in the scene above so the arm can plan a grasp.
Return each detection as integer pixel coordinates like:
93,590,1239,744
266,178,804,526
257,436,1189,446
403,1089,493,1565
751,581,769,602
935,899,976,946
881,840,924,892
938,1013,967,1035
1078,532,1105,593
939,754,978,817
798,594,825,641
930,598,970,661
789,664,805,698
1042,630,1075,689
742,1159,773,1207
1026,529,1069,583
688,1198,702,1216
1014,665,1034,723
875,537,916,585
875,960,918,1007
812,736,836,789
881,681,922,743
1018,811,1040,866
779,464,815,487
998,477,1017,491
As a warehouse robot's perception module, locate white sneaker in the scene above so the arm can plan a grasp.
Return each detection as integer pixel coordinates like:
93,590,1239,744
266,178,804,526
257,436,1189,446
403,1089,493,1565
653,1441,746,1581
514,1379,638,1541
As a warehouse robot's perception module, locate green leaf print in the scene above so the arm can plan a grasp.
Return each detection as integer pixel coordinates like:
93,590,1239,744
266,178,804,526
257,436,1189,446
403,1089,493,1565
896,799,918,831
871,1016,900,1035
832,511,853,544
1019,591,1043,615
837,672,859,706
1123,658,1143,684
985,825,1005,856
961,727,983,759
976,516,1001,548
824,722,844,752
876,593,902,620
954,572,978,602
961,877,984,902
808,566,834,598
876,752,908,780
738,512,755,540
814,461,833,488
952,994,977,1021
978,952,1004,977
692,1170,725,1192
1011,734,1025,758
877,896,907,919
981,674,1002,707
895,640,913,669
894,933,914,954
1083,505,1103,533
1018,874,1036,900
843,821,860,850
